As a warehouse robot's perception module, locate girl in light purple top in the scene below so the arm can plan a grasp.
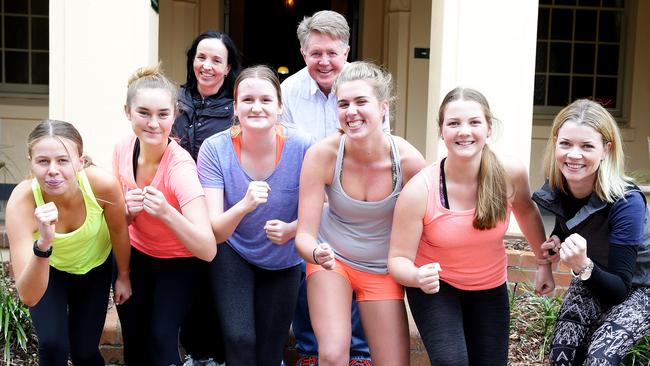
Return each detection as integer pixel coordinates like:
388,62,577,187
197,65,312,365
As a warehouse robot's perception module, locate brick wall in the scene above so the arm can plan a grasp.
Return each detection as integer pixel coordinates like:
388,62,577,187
506,249,573,297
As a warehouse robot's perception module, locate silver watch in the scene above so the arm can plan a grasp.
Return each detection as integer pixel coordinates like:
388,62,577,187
571,259,594,281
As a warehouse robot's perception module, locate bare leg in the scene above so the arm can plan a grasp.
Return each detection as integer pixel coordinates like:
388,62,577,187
308,270,353,366
358,299,410,366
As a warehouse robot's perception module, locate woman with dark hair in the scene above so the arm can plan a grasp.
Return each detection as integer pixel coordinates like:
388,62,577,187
172,31,242,366
173,31,242,160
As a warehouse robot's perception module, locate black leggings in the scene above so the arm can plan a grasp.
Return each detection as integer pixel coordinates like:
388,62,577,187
211,244,301,366
116,247,201,366
406,281,510,366
549,279,650,366
179,257,225,362
29,254,112,366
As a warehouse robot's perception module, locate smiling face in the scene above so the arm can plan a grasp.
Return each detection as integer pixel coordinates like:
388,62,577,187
193,38,231,97
336,79,387,138
234,77,282,132
126,88,175,146
555,121,610,196
440,99,491,160
29,137,83,196
301,32,349,95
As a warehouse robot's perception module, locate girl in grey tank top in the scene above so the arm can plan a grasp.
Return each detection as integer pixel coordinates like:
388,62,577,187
318,133,402,274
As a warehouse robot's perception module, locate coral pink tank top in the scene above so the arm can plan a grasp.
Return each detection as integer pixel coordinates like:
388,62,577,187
414,163,510,290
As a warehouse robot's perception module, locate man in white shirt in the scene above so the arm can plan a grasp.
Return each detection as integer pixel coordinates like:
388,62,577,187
280,10,375,366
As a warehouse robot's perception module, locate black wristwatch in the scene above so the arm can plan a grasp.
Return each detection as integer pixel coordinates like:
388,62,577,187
33,240,52,258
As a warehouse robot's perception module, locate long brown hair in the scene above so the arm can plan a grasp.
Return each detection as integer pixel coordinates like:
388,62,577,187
438,87,508,230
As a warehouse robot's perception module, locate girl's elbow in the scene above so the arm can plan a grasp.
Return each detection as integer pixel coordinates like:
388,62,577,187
18,290,40,308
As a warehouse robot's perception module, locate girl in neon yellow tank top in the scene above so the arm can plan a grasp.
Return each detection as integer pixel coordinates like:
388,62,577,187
6,120,131,365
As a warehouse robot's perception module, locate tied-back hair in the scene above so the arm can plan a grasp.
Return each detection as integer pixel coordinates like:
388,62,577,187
438,87,508,230
297,10,350,49
332,60,395,130
543,99,633,202
28,119,93,169
126,63,177,109
231,65,284,138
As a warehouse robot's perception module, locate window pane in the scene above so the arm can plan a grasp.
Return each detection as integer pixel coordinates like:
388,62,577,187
5,0,28,14
595,77,617,108
536,41,548,73
5,16,29,49
601,0,624,8
551,9,574,40
548,75,570,106
31,17,48,50
573,43,595,74
31,52,48,84
534,75,547,105
575,10,597,41
31,0,49,16
578,0,600,6
5,51,29,83
540,0,552,4
571,76,594,100
599,10,622,42
549,42,572,73
538,8,550,40
597,44,619,75
554,0,576,5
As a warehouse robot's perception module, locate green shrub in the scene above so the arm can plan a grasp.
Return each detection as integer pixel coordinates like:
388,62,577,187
0,264,33,364
623,333,650,366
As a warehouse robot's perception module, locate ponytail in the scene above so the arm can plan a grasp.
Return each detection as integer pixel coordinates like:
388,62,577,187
474,145,508,230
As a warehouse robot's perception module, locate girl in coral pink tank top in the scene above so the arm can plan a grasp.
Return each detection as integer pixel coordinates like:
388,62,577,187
388,88,555,365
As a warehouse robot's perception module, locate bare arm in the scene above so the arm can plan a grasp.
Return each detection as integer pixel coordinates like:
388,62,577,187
142,186,216,261
506,158,555,294
388,173,438,290
295,145,334,267
205,181,271,244
6,181,51,306
87,166,132,304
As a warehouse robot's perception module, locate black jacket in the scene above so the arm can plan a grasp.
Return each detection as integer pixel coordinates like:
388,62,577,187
172,86,234,161
533,181,649,305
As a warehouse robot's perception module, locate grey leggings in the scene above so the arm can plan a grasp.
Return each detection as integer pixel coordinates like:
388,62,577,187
549,278,650,366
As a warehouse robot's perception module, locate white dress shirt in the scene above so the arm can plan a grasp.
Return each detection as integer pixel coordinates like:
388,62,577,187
281,66,390,141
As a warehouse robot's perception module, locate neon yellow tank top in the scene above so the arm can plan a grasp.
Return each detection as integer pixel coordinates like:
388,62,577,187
32,170,112,274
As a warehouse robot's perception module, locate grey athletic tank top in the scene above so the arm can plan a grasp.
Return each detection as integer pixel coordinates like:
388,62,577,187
318,134,402,274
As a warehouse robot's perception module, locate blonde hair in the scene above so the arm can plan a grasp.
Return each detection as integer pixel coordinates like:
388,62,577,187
438,87,508,230
126,64,177,109
543,99,632,202
332,61,394,129
297,10,349,49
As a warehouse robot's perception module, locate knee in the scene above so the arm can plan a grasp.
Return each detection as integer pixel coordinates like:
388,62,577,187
318,342,349,366
224,328,256,351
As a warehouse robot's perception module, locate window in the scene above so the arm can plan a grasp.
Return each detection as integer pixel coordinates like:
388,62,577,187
0,0,49,96
534,0,627,117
